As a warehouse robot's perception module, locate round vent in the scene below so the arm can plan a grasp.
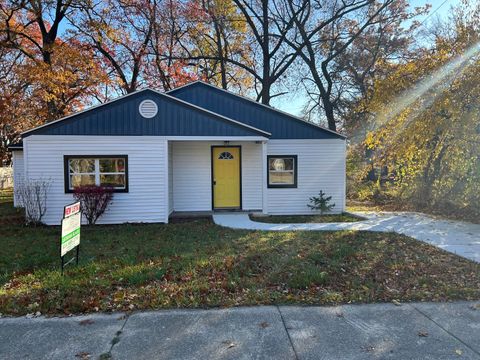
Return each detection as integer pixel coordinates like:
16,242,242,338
139,99,158,118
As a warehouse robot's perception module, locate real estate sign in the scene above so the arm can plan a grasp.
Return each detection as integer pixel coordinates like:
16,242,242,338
61,202,81,257
64,201,80,218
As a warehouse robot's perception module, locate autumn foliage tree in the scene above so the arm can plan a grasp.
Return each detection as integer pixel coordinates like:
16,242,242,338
0,47,34,163
350,4,480,221
0,0,108,162
180,0,253,91
1,0,106,118
146,0,199,91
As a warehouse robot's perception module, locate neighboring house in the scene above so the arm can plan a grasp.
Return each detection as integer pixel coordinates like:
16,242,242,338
9,81,346,225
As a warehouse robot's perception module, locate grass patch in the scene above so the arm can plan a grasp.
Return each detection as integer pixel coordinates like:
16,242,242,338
249,213,362,223
0,189,479,315
0,188,23,226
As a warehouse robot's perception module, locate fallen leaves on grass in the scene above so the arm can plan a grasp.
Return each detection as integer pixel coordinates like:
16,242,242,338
0,219,479,315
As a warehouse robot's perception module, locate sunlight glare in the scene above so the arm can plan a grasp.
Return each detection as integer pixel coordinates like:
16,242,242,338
372,41,480,133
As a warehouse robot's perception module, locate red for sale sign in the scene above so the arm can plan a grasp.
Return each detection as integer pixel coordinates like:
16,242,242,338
64,202,80,218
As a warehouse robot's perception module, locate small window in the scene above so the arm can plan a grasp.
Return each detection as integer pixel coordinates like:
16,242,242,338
64,155,128,193
267,155,297,188
218,151,234,160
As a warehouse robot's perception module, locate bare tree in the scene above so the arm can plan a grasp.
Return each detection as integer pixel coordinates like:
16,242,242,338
72,0,157,94
230,0,305,104
147,0,201,91
285,0,397,131
174,0,306,103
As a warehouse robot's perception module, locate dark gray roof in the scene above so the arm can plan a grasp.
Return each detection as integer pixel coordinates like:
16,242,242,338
168,81,345,140
21,89,270,138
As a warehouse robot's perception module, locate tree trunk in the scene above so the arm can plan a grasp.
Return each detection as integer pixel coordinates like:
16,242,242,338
213,20,227,89
261,0,271,105
323,97,337,132
42,38,62,119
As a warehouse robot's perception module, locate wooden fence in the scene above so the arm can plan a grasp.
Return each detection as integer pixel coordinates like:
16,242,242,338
0,167,13,189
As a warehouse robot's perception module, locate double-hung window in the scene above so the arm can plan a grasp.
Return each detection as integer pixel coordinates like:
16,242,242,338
267,155,297,188
64,155,128,193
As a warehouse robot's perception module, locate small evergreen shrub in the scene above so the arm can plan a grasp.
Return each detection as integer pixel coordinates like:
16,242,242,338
308,190,335,215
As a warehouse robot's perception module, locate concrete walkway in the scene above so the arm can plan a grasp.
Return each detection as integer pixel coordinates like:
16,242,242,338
213,212,480,263
1,302,479,359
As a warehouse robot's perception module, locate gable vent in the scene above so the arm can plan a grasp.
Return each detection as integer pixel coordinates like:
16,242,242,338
139,99,158,118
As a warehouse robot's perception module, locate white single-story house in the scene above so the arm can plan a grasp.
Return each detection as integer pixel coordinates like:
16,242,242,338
9,81,346,225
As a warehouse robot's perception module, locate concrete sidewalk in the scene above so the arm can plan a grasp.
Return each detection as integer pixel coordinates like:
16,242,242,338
1,301,479,359
213,212,480,263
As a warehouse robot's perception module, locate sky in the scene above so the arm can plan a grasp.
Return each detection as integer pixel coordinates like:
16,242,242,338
275,0,461,116
55,0,460,116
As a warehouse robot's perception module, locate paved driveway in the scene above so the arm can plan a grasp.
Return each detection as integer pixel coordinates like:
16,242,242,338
1,302,479,359
213,212,480,263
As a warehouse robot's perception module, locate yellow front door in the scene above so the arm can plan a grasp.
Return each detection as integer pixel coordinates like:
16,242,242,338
212,147,241,209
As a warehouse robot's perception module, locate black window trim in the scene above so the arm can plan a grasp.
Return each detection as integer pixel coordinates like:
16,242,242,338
267,155,298,188
64,155,129,193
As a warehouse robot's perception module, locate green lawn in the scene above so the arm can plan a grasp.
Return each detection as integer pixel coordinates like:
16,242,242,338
249,213,362,223
0,188,22,226
1,190,479,315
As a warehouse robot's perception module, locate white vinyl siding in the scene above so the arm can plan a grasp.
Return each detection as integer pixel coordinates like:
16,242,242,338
266,139,345,215
23,135,168,225
19,135,345,223
171,141,263,212
168,141,174,214
171,142,210,211
12,150,24,207
241,142,263,210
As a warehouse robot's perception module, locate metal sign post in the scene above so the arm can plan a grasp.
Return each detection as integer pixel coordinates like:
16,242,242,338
60,201,81,275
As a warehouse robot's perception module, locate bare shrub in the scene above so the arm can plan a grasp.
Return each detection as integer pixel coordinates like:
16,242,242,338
73,185,113,225
15,178,51,225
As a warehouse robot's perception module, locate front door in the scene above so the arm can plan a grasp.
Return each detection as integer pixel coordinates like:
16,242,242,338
212,146,241,209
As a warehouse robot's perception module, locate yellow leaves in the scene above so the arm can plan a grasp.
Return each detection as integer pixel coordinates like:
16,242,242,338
364,132,377,150
223,255,235,270
364,132,374,148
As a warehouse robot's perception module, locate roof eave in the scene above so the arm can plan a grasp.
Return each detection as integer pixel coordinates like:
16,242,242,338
8,145,23,151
